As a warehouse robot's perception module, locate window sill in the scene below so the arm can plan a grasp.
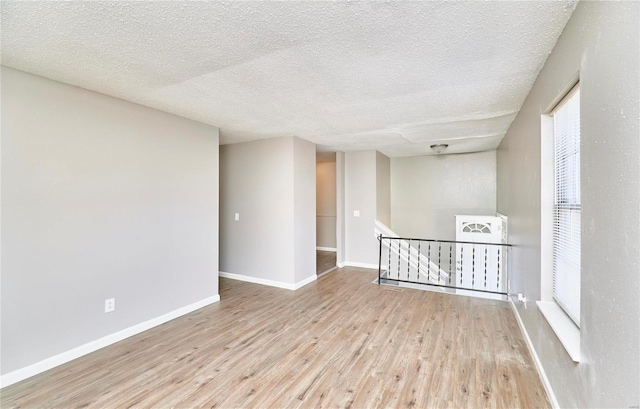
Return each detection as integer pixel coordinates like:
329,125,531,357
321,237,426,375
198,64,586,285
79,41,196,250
537,301,581,362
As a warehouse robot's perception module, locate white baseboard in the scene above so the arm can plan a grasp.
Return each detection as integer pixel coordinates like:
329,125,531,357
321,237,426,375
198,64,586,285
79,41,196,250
510,300,559,409
0,294,220,388
293,274,317,290
219,271,317,291
337,262,345,268
342,261,379,270
316,247,337,252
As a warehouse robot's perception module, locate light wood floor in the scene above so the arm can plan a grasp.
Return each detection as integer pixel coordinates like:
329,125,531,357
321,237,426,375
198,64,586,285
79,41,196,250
1,268,549,409
316,250,337,274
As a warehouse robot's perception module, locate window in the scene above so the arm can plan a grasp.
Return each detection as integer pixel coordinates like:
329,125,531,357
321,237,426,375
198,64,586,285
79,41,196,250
538,82,581,361
552,85,581,327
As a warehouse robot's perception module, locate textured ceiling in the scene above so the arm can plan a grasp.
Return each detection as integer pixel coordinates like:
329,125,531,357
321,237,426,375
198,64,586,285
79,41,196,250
1,1,575,157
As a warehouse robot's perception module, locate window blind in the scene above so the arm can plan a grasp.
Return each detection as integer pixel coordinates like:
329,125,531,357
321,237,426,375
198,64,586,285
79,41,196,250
552,86,581,327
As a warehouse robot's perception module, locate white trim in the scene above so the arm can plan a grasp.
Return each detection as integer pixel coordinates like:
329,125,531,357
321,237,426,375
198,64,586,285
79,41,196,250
0,294,220,388
537,301,581,362
219,271,317,291
293,274,317,290
510,301,560,409
316,246,337,252
337,262,345,268
342,261,378,270
540,113,555,303
219,271,292,289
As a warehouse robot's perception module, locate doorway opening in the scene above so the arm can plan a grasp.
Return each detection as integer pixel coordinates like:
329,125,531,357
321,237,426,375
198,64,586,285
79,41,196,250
316,152,337,276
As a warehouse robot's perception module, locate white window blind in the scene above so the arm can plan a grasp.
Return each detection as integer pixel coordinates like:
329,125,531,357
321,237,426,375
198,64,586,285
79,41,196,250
552,86,581,327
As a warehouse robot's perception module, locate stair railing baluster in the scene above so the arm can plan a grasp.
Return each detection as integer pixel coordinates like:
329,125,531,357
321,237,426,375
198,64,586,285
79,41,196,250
407,239,411,281
448,243,452,285
378,234,382,284
484,245,488,290
472,246,475,288
497,247,501,291
417,242,421,283
397,239,401,281
460,245,463,286
437,243,441,284
427,242,431,282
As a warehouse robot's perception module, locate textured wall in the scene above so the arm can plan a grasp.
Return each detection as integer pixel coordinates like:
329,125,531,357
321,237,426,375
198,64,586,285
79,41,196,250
1,67,220,375
497,1,639,407
391,151,497,240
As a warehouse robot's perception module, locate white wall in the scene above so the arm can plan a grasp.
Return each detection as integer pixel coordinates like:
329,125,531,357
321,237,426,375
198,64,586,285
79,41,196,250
497,2,639,407
1,67,220,377
391,151,497,240
293,137,317,283
344,151,378,266
316,158,337,249
343,150,391,267
336,152,346,266
219,136,316,287
220,137,294,284
376,151,391,227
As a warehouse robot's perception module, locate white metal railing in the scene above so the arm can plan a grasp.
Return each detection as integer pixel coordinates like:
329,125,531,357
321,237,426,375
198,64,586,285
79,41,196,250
375,221,511,297
374,220,449,285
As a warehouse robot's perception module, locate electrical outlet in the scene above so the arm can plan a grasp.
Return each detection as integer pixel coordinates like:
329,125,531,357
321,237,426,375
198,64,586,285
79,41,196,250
353,210,360,217
234,213,240,221
517,293,526,303
105,298,115,313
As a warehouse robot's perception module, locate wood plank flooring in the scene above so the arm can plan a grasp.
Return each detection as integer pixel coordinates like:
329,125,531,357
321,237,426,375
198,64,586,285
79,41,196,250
1,268,549,409
316,250,337,274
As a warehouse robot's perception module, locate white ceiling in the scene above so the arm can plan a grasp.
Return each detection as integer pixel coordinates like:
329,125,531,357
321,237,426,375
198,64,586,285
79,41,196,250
1,1,575,157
